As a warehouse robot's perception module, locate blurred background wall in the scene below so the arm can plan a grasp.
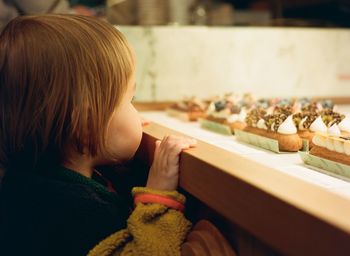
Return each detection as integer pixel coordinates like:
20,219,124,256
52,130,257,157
120,26,350,101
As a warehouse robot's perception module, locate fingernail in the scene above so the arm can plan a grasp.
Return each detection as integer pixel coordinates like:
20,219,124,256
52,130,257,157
182,144,189,149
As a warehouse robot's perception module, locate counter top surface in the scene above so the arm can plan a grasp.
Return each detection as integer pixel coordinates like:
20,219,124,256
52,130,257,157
141,111,350,199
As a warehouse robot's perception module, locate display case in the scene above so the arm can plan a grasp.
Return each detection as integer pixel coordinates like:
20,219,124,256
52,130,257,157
135,106,350,255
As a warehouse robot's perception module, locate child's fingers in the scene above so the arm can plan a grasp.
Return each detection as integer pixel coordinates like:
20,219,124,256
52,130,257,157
161,136,196,153
161,135,193,146
157,137,181,166
155,140,161,152
181,144,190,149
184,138,197,148
141,117,151,126
166,142,190,164
152,140,162,164
158,135,177,157
168,137,196,150
157,135,196,164
158,136,171,168
159,135,171,148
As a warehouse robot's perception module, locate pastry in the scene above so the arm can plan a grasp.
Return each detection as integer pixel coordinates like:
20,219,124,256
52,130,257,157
205,93,254,133
292,102,347,148
167,97,208,121
311,126,350,166
244,106,303,152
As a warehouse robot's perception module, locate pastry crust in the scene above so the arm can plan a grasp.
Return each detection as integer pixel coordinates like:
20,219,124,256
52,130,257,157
310,145,350,166
296,128,350,149
341,131,350,137
244,127,303,152
187,111,207,121
298,130,315,148
227,121,246,131
167,108,206,121
206,115,246,133
206,115,226,124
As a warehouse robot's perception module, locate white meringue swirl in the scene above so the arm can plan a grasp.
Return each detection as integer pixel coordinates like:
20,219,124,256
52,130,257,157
309,116,327,133
277,115,297,135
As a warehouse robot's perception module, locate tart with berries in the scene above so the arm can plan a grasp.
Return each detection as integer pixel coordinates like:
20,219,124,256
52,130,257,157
204,93,255,133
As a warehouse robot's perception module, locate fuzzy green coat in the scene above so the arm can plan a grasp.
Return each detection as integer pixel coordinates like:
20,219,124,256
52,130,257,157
89,187,191,256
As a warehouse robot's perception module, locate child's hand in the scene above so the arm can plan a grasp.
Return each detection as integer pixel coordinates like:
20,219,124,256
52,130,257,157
141,117,150,126
146,135,197,191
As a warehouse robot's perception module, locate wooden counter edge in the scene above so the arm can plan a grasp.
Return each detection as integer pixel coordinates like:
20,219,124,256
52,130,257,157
140,122,350,255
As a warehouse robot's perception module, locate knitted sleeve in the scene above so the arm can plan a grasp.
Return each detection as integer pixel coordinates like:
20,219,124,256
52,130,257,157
87,187,192,256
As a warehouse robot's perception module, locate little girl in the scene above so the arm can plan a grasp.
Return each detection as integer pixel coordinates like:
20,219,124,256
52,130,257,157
0,14,196,255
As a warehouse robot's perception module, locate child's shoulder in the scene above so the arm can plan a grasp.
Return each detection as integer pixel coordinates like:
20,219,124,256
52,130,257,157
0,169,119,208
0,169,129,229
0,170,129,256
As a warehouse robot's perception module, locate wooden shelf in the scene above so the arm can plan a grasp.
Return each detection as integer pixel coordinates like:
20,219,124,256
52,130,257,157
139,119,350,255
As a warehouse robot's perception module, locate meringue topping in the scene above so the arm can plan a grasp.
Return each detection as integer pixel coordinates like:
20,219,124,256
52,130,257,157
257,119,268,130
309,116,327,133
298,116,308,131
327,124,341,137
207,102,216,114
227,114,239,123
239,108,247,122
338,116,350,133
227,108,247,123
312,134,327,148
277,115,297,135
333,139,345,154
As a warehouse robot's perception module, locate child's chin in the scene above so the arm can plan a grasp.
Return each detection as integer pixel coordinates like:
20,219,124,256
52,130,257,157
110,153,136,165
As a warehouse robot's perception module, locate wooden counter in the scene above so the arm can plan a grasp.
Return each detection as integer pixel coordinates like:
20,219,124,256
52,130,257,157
139,112,350,256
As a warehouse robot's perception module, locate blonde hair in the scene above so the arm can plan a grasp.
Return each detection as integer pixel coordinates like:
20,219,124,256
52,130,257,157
0,14,134,171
